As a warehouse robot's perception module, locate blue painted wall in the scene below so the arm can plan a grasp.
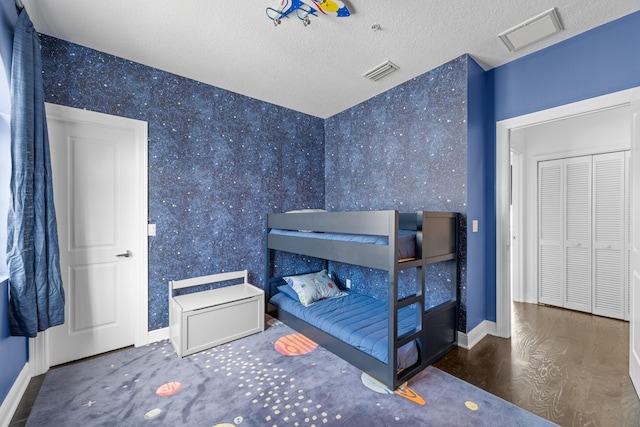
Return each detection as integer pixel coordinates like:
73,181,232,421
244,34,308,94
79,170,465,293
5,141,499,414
492,11,640,122
465,57,488,331
483,9,640,321
0,279,28,405
38,36,326,331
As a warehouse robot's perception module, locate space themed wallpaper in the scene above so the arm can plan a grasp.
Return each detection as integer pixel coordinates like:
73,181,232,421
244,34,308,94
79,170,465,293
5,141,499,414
39,35,471,332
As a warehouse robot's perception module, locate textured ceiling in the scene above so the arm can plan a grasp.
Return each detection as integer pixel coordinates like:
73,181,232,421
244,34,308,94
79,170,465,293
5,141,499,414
20,0,640,118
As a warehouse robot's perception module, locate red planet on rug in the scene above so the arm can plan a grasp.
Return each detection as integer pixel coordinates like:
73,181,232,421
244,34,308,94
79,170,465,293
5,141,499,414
156,382,182,397
274,333,318,356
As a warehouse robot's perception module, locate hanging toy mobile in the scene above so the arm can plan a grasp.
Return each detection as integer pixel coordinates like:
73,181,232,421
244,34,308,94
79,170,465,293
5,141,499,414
266,0,350,27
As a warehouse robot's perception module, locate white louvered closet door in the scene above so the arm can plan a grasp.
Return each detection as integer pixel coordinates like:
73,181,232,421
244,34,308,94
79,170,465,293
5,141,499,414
539,152,630,319
539,159,564,306
564,156,593,312
591,152,626,318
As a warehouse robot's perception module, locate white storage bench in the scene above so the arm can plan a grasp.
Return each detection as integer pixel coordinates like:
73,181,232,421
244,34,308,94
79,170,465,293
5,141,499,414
169,270,264,357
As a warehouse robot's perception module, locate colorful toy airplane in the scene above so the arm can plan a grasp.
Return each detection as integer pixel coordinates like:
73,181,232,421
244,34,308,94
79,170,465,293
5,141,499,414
266,0,350,27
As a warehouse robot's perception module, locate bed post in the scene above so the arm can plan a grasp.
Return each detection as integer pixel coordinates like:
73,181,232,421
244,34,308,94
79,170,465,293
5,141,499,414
387,210,399,387
265,213,272,305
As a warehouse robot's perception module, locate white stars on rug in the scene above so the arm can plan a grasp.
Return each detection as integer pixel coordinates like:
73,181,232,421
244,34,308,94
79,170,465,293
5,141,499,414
198,339,343,426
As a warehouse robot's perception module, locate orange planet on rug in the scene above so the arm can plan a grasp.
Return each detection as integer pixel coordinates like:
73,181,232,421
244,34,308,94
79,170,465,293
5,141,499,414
274,333,318,356
360,372,425,405
156,382,182,397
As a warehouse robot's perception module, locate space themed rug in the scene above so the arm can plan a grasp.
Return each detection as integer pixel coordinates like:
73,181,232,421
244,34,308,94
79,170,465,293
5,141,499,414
26,318,556,426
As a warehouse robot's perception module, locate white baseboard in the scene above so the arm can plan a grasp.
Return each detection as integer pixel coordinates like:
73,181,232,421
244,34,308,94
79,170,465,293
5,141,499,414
0,363,30,427
457,320,497,350
146,327,169,345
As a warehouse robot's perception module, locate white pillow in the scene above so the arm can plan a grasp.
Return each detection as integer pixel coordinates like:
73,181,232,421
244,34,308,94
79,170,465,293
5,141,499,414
284,270,346,307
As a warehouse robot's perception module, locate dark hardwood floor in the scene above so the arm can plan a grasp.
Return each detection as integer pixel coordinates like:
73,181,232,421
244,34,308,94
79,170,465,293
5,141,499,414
9,302,640,426
7,347,131,427
7,375,44,427
435,302,640,426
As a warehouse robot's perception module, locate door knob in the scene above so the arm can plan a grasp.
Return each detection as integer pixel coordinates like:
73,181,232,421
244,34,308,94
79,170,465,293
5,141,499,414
116,250,133,258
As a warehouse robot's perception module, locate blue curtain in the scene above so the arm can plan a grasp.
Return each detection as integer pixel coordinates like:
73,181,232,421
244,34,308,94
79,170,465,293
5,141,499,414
6,8,64,337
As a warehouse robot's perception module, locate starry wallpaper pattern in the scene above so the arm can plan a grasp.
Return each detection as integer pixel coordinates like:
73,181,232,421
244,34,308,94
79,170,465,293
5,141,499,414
325,55,469,329
39,36,325,330
40,34,470,332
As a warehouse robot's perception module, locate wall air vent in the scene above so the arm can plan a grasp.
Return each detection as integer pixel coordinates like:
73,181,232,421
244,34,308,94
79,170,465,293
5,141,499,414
363,60,399,81
499,8,563,52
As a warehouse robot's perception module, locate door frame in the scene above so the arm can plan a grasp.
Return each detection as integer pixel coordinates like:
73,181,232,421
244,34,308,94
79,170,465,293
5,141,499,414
510,149,523,303
630,103,640,395
29,104,149,375
496,86,640,338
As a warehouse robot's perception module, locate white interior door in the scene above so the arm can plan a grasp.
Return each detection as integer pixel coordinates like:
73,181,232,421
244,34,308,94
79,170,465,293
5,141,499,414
538,159,564,306
564,156,592,312
630,104,640,397
45,104,148,366
592,152,625,318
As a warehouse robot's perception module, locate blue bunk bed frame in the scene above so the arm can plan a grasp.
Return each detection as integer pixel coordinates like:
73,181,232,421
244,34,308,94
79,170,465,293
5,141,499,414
265,210,459,390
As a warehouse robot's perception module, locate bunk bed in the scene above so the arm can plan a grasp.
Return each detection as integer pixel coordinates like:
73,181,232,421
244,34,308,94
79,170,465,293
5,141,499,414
265,210,459,390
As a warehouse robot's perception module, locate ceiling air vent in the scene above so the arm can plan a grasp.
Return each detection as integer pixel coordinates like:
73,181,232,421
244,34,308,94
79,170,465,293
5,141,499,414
499,8,563,52
363,60,399,82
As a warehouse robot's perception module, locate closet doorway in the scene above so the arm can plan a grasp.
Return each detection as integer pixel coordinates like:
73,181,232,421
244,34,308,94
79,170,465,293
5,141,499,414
509,108,631,318
537,151,630,319
496,87,640,340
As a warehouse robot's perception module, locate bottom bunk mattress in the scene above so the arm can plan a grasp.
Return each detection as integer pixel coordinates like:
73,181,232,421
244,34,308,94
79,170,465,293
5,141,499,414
269,290,418,370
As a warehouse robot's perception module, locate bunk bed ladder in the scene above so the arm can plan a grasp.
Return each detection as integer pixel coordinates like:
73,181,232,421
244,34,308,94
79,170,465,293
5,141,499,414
405,250,428,387
388,211,429,389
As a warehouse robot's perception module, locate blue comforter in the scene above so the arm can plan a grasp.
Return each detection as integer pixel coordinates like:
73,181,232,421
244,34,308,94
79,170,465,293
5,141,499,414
270,291,418,369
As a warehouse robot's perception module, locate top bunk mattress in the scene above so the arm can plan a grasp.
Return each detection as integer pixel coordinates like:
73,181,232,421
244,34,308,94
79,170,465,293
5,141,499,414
269,229,416,260
270,290,418,369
